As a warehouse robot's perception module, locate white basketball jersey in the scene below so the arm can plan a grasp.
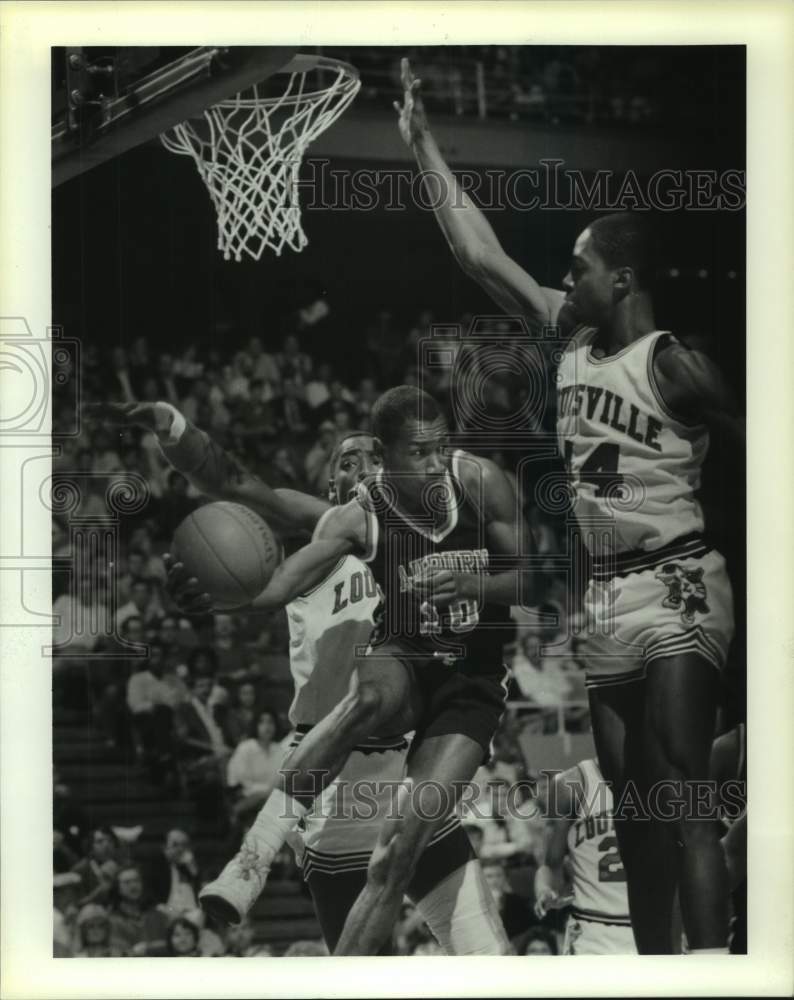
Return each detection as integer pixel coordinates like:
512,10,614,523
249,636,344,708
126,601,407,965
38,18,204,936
566,759,630,922
556,328,709,555
286,555,380,726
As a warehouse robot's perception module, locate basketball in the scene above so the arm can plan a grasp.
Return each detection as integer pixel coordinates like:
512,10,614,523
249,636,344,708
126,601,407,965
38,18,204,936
171,501,281,610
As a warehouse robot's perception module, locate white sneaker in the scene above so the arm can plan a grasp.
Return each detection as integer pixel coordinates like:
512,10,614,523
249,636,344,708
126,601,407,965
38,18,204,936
198,839,271,925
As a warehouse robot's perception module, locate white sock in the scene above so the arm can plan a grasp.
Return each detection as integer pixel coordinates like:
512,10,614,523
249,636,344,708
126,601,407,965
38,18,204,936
246,790,309,861
687,947,729,955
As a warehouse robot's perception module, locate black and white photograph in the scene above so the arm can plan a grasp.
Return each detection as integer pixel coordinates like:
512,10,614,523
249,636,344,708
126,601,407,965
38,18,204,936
1,3,792,998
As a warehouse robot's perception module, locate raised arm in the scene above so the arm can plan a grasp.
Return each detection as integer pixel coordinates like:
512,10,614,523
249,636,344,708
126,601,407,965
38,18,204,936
395,58,567,334
89,401,328,535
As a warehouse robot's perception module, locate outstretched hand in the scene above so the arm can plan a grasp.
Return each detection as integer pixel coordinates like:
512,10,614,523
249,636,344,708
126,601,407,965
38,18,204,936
162,552,214,616
393,57,428,146
84,400,174,436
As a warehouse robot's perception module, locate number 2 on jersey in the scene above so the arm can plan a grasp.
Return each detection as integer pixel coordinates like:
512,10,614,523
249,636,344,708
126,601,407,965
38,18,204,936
564,440,624,497
597,834,626,883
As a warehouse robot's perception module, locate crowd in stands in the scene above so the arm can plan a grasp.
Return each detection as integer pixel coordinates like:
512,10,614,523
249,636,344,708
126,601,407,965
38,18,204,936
51,305,589,956
322,45,709,128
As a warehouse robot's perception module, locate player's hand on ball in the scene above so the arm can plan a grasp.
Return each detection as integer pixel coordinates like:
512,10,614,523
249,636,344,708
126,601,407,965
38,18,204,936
85,400,175,437
394,57,428,146
163,552,214,615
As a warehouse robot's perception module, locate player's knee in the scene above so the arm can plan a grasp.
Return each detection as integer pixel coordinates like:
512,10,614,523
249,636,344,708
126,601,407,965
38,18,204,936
675,816,721,852
343,681,385,731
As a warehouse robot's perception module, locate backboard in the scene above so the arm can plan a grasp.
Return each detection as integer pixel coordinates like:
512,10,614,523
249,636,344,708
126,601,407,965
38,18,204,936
51,46,297,187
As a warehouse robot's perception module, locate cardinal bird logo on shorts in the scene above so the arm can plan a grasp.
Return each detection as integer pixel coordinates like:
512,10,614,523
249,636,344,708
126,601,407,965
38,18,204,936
655,563,710,624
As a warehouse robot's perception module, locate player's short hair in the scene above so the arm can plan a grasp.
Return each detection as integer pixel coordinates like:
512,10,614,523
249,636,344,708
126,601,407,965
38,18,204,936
329,431,376,473
371,386,443,446
588,212,657,289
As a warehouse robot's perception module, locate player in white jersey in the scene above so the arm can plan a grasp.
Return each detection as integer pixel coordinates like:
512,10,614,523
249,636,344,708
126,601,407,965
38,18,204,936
534,759,635,955
96,400,510,954
396,58,743,953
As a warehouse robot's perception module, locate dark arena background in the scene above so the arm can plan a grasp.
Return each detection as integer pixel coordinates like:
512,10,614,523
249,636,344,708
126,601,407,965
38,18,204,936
51,45,745,958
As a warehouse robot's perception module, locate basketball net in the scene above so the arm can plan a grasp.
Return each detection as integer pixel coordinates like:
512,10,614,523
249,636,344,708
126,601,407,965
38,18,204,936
160,55,360,262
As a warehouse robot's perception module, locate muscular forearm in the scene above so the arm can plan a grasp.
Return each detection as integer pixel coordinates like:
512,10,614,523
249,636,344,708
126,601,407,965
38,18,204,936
411,129,502,267
155,405,317,531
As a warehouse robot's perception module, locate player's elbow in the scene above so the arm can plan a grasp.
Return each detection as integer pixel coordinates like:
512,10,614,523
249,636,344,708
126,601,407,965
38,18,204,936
452,240,493,279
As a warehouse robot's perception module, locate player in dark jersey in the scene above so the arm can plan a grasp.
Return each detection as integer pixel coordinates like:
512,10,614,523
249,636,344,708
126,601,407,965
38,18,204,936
394,58,744,954
185,384,533,954
92,401,511,955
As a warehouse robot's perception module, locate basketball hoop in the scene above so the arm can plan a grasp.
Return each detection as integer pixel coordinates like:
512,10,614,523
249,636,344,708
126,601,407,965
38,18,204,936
160,54,360,262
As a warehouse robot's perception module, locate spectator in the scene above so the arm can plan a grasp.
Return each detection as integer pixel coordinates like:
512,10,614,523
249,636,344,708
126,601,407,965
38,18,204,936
223,679,261,748
110,346,136,403
277,378,311,437
227,710,283,829
116,578,163,632
53,770,89,861
304,361,333,411
172,344,204,385
165,916,203,957
147,829,203,919
246,335,280,386
315,378,356,426
186,647,228,709
52,568,107,654
157,469,197,538
155,352,181,404
304,421,338,496
160,614,198,656
53,871,83,956
126,640,180,782
238,378,278,440
175,673,230,820
268,446,302,490
213,614,250,681
71,826,121,907
90,427,122,474
74,904,125,957
54,829,80,876
116,548,153,606
276,334,312,384
107,865,168,956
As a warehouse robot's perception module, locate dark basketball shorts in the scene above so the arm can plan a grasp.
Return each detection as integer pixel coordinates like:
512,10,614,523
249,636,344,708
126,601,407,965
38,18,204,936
368,636,510,760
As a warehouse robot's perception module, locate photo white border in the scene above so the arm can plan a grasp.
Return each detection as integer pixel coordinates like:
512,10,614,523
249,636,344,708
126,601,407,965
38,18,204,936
1,2,792,997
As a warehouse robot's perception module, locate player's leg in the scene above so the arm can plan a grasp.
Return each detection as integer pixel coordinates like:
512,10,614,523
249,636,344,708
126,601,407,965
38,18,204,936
588,680,679,953
643,653,728,951
306,868,394,955
199,655,420,924
411,854,512,955
334,732,485,955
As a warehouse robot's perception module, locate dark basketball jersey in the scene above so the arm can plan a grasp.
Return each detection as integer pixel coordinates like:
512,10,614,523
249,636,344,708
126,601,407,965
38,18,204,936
357,450,510,663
